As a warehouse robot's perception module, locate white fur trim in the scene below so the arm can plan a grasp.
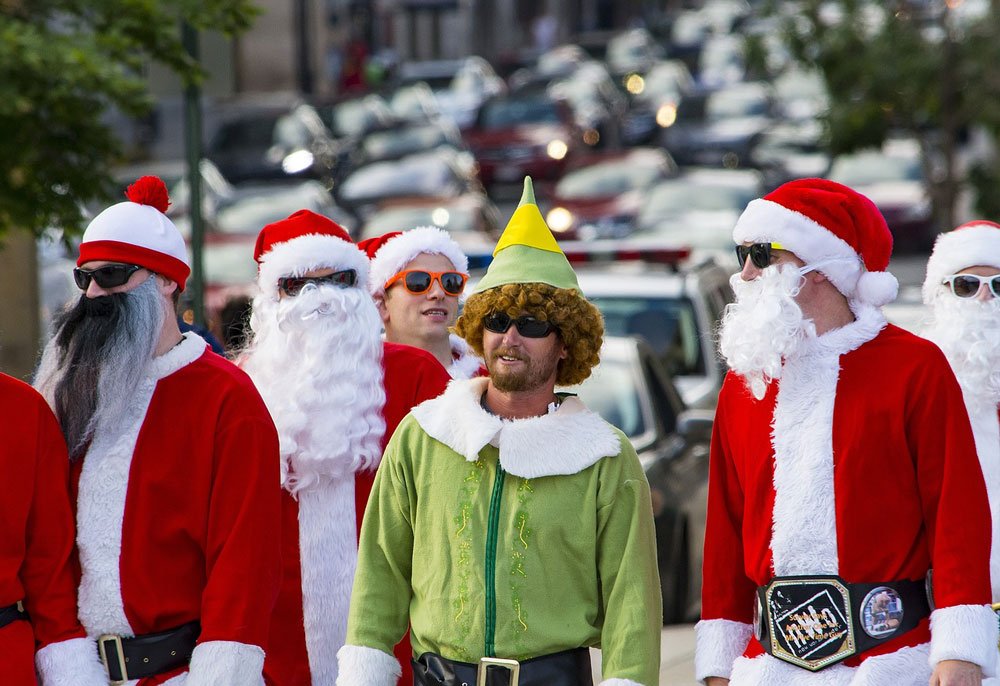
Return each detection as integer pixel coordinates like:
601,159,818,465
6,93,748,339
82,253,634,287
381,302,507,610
184,640,265,686
368,226,469,297
336,644,401,686
598,680,643,686
448,333,483,380
83,201,188,266
35,636,108,686
411,377,622,478
257,234,371,299
299,476,357,683
855,271,898,308
77,332,207,637
922,223,1000,304
694,619,753,681
929,604,999,675
729,643,931,685
967,403,1000,599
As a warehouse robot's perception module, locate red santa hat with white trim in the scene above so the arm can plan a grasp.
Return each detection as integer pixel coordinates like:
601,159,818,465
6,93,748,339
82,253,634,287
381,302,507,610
78,176,191,290
922,220,1000,304
254,209,370,298
733,177,899,307
359,227,469,298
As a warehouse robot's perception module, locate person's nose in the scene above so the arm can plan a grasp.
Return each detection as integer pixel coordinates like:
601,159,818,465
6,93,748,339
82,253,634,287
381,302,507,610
85,279,110,299
976,283,993,302
426,279,446,300
739,258,762,282
501,324,523,346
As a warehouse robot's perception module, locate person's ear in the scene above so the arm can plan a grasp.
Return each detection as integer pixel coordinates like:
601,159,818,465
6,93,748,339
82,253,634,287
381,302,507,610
376,294,390,324
157,274,178,298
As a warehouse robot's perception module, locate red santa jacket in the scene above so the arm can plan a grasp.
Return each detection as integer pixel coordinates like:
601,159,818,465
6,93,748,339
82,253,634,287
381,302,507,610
71,334,282,685
1,374,106,685
264,342,450,686
696,308,997,684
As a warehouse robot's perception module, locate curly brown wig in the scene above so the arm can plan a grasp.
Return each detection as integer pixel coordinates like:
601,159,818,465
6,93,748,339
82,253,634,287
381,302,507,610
454,283,604,386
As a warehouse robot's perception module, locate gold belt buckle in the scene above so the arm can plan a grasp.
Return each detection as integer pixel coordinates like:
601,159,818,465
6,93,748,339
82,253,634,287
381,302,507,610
478,657,520,686
98,634,129,685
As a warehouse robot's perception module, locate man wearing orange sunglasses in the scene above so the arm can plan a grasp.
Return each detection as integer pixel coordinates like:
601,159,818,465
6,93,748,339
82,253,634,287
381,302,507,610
362,228,485,379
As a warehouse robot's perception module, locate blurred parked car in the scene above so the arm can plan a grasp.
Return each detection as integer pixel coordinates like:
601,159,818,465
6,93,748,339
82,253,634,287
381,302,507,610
114,159,235,226
544,148,677,240
359,193,501,253
751,120,831,191
620,60,694,146
354,120,465,166
697,34,746,87
397,57,506,130
606,28,666,78
387,82,442,124
315,94,395,139
212,181,356,236
567,335,714,623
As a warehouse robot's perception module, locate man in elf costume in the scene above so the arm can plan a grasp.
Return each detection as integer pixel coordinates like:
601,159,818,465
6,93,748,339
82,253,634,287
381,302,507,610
336,178,661,686
34,177,282,684
697,178,996,685
360,227,485,379
921,222,1000,608
240,210,450,685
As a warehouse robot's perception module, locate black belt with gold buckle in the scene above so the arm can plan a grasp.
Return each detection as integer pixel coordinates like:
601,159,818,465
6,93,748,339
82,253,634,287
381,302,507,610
413,648,593,686
755,575,930,671
97,621,200,685
0,601,28,630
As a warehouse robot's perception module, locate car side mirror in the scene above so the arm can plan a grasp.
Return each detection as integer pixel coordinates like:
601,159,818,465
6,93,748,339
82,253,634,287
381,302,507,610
676,408,714,445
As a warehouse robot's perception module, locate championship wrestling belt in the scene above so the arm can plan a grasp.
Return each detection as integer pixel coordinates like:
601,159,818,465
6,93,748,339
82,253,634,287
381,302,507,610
754,575,930,671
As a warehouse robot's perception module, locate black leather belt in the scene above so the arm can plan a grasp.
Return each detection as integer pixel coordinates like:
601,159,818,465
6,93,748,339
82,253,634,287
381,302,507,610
755,575,930,671
0,601,28,630
413,648,593,686
98,621,200,684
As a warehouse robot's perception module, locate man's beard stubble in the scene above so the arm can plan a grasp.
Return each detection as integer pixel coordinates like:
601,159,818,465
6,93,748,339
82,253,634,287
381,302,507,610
34,278,164,459
486,344,561,393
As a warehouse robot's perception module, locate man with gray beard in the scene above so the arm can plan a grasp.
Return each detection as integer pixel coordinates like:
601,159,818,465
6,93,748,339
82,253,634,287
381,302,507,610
921,221,1000,612
698,179,995,686
240,210,449,686
34,176,282,685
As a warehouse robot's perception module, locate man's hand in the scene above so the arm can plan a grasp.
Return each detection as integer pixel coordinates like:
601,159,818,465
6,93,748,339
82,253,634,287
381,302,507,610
705,678,730,686
930,659,982,686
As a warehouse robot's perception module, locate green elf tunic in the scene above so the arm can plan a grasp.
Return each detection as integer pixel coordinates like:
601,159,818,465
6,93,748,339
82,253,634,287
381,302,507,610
337,377,661,686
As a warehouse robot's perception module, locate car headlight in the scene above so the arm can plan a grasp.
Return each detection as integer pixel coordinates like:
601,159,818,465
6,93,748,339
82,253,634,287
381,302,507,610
547,207,574,232
656,103,678,128
546,139,569,160
282,150,315,174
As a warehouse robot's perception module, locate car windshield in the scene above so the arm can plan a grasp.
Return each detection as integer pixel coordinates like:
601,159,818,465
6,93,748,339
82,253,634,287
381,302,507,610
588,295,706,376
479,97,561,129
340,159,455,200
364,205,477,235
555,161,662,198
204,242,257,286
829,153,922,185
567,352,647,439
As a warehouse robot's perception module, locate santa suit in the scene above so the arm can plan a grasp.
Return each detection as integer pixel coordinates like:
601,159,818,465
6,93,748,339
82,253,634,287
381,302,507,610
263,342,450,686
72,333,282,685
447,333,486,380
697,307,998,684
0,374,106,685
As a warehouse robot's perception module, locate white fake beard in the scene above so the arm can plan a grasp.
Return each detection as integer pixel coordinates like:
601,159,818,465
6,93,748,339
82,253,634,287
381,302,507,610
242,284,387,494
718,265,816,400
923,295,1000,407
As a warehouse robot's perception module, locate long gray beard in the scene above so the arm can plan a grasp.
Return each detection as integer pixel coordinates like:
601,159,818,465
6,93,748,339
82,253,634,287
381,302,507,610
923,296,1000,407
34,277,164,458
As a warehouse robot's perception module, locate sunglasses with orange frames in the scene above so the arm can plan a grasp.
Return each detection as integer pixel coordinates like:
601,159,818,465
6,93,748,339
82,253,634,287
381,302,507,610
383,270,468,296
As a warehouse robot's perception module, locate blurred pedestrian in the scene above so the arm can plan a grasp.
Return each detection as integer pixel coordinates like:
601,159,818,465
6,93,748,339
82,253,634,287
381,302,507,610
361,227,485,379
698,178,995,685
34,176,282,684
336,178,661,686
241,210,450,685
922,221,1000,604
0,374,107,684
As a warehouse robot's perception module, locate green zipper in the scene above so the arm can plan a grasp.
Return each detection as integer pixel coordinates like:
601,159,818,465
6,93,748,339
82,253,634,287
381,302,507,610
483,463,507,658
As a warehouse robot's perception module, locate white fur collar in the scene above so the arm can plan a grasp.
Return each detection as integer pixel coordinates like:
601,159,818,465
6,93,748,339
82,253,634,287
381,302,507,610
794,302,886,361
448,334,483,380
148,332,208,380
411,377,622,478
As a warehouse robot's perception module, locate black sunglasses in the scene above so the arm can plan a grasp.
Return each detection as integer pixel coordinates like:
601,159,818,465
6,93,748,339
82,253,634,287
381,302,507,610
278,270,357,296
483,312,557,338
735,242,785,270
73,264,143,291
943,274,1000,299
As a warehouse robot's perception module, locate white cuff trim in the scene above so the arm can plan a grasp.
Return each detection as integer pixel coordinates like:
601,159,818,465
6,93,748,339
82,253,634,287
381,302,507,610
695,618,753,681
598,680,644,686
36,636,108,686
336,644,402,686
929,604,999,677
184,640,265,686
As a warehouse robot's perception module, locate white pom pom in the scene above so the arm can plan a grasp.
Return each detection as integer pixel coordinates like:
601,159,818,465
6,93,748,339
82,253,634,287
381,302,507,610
855,271,898,307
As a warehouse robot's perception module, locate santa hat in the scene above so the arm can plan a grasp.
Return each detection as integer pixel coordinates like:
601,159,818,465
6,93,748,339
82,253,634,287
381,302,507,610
733,178,899,307
78,176,191,290
922,221,1000,304
360,227,469,298
254,209,370,298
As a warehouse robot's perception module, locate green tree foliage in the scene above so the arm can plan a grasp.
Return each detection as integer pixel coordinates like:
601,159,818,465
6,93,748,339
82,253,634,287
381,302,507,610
0,0,257,237
758,0,1000,228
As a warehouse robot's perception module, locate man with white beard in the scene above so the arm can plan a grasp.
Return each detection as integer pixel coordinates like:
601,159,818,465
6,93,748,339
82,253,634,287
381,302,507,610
34,176,282,685
241,210,450,686
922,221,1000,607
697,178,996,686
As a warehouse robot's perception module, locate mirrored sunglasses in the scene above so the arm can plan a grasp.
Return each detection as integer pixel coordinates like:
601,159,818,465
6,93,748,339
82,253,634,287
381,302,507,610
384,270,468,296
943,273,1000,299
73,264,143,291
483,312,557,338
735,242,785,270
278,270,357,296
